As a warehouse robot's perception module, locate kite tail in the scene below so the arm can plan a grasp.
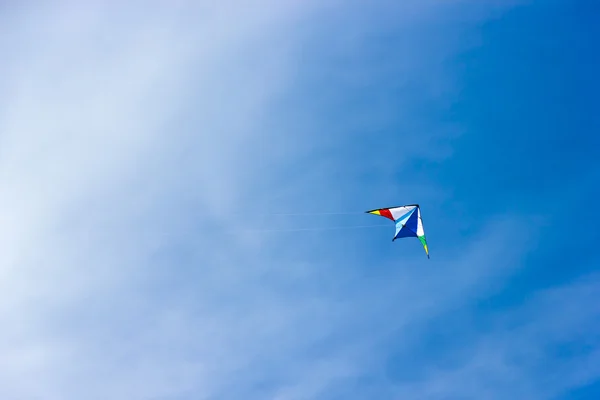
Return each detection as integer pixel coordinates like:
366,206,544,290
418,235,429,259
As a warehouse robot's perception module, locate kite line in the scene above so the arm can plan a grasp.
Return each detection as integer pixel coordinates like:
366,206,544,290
232,211,365,216
231,224,391,233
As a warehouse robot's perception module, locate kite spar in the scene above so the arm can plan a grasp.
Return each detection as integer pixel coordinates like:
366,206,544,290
366,204,429,258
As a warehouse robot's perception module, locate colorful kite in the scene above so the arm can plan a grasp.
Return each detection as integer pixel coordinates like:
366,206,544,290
366,204,429,258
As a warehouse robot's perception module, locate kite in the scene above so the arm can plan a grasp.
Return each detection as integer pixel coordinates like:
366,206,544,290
366,204,429,258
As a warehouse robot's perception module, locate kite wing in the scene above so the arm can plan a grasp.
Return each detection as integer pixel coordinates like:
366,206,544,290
366,204,429,258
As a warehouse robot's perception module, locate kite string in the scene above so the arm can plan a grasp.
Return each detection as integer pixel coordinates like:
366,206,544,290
233,211,365,216
232,224,391,233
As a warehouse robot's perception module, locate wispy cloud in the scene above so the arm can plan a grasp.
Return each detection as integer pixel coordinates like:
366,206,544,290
2,1,597,400
1,3,323,398
388,272,600,400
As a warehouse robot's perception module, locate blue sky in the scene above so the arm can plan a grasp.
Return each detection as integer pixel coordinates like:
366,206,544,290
1,1,599,399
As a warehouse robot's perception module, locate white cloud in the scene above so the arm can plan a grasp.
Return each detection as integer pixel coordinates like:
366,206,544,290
0,1,571,400
388,272,600,400
0,3,319,398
